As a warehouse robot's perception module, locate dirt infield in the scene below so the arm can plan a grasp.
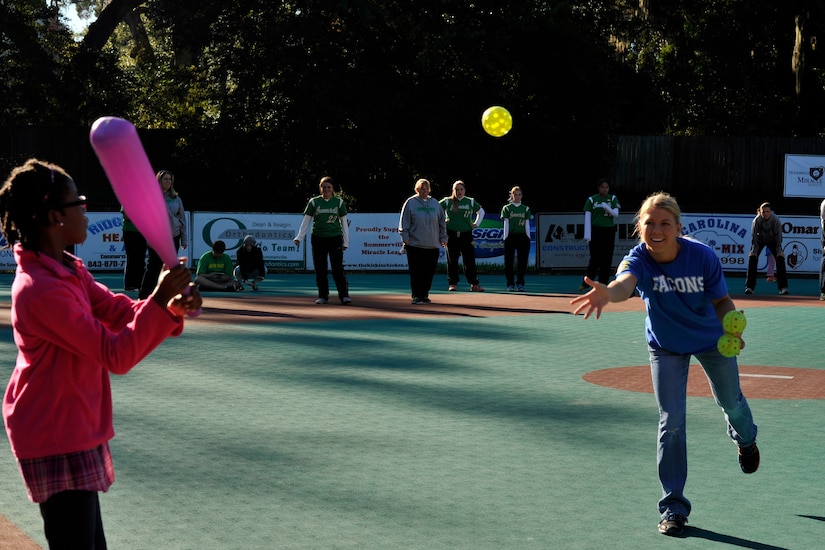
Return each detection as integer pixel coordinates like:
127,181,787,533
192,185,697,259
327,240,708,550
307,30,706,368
0,515,41,550
584,365,825,400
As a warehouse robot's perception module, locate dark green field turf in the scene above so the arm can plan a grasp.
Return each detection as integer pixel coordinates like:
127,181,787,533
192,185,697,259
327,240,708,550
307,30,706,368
0,273,822,549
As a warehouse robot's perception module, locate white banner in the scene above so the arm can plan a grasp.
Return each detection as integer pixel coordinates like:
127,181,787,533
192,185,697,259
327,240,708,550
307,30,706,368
344,213,408,271
784,154,825,198
190,212,304,270
14,210,810,276
536,212,823,274
75,211,127,270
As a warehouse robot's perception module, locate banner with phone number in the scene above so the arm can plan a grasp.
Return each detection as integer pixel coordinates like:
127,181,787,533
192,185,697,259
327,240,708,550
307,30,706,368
536,212,822,274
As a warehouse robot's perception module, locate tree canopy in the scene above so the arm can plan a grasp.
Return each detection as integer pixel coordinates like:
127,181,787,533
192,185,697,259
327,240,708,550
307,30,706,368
2,1,823,212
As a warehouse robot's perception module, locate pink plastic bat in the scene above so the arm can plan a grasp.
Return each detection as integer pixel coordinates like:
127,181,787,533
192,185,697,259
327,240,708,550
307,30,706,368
90,116,200,316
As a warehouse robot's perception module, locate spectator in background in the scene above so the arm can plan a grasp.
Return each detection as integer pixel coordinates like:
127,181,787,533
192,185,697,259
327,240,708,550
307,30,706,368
122,209,146,292
439,180,485,292
500,186,532,292
399,178,447,304
820,198,825,300
195,240,239,291
138,170,187,299
745,202,788,295
235,235,266,291
579,178,620,291
293,176,351,305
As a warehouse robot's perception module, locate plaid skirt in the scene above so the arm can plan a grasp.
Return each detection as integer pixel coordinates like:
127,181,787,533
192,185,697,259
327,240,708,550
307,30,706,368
17,443,114,503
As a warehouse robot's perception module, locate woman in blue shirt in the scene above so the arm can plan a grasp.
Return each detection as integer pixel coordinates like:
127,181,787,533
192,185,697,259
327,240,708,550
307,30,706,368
571,192,759,538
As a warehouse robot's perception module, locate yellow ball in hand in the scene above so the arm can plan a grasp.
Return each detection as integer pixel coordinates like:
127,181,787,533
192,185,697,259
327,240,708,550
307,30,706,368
717,334,741,357
722,310,747,334
482,106,513,137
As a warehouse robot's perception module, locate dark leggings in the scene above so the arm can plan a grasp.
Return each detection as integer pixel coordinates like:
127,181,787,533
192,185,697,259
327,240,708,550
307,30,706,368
138,235,181,299
40,490,107,549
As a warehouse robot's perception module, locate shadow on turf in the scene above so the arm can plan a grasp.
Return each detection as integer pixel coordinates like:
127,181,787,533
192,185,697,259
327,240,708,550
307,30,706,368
684,527,789,549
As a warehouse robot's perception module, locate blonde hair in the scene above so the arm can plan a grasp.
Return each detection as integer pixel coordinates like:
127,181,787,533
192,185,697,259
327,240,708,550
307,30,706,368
450,180,465,210
634,192,681,237
156,170,178,198
414,178,430,193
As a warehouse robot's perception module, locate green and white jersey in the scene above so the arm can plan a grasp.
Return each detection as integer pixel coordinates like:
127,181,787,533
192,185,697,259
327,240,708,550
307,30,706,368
439,196,482,232
583,193,620,228
304,196,347,237
500,203,532,235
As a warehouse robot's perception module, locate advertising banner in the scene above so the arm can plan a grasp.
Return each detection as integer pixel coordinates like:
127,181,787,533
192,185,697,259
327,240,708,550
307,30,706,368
190,213,304,270
75,211,191,271
75,211,128,270
536,213,637,270
537,212,822,274
784,154,825,198
342,213,408,271
0,234,17,272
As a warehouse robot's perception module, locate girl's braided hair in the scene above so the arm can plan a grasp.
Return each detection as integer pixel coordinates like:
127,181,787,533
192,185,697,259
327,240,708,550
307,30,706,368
0,159,72,251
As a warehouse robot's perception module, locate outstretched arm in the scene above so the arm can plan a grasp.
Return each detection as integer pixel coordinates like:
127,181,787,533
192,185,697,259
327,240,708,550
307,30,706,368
570,273,637,320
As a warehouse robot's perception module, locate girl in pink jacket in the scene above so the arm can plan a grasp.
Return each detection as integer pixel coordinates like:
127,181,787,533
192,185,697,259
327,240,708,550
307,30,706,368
1,159,202,549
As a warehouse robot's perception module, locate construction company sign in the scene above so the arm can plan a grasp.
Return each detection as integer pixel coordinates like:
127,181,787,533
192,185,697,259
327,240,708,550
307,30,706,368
785,154,825,198
536,212,822,274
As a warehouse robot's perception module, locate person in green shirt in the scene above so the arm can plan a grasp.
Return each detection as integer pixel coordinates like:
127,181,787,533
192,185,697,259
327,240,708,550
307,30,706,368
500,186,533,291
439,180,485,292
194,240,239,291
293,176,351,304
580,178,620,291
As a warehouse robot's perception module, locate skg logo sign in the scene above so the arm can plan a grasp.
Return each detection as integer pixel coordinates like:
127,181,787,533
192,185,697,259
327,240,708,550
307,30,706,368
784,241,808,270
811,167,825,181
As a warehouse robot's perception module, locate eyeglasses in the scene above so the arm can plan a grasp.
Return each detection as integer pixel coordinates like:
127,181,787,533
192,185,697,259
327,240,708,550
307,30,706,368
61,195,87,210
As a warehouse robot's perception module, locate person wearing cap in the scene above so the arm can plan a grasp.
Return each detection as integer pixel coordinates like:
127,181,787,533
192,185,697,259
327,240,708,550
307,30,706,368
234,235,266,291
194,240,239,291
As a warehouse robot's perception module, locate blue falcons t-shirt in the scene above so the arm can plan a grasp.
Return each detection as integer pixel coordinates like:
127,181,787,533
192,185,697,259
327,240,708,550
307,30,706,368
617,237,727,354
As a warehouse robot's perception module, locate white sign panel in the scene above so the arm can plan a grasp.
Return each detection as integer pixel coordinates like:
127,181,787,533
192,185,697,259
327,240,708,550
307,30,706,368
75,211,127,271
190,213,304,270
537,212,822,274
536,213,637,269
784,154,825,198
0,233,17,272
344,213,408,271
75,211,191,271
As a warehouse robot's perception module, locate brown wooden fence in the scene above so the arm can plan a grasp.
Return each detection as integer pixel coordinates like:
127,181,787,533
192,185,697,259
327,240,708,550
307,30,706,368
612,135,825,214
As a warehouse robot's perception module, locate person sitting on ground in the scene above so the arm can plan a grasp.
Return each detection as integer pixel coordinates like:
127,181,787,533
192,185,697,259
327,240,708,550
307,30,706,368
195,240,239,291
234,235,266,291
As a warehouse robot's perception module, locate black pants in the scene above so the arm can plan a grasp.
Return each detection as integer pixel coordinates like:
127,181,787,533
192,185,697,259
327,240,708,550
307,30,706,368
138,235,181,299
406,245,440,300
40,490,107,550
446,230,479,286
311,234,349,300
585,226,616,283
820,236,825,293
123,230,147,290
504,234,530,287
746,244,788,290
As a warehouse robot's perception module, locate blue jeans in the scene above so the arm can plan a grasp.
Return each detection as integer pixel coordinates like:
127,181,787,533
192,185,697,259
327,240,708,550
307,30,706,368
649,346,757,519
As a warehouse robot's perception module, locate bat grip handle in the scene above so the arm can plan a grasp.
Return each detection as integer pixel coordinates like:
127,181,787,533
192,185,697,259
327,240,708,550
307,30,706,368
183,286,202,318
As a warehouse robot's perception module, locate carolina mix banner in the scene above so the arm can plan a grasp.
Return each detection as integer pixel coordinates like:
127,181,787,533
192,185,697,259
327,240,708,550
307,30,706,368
536,212,823,274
